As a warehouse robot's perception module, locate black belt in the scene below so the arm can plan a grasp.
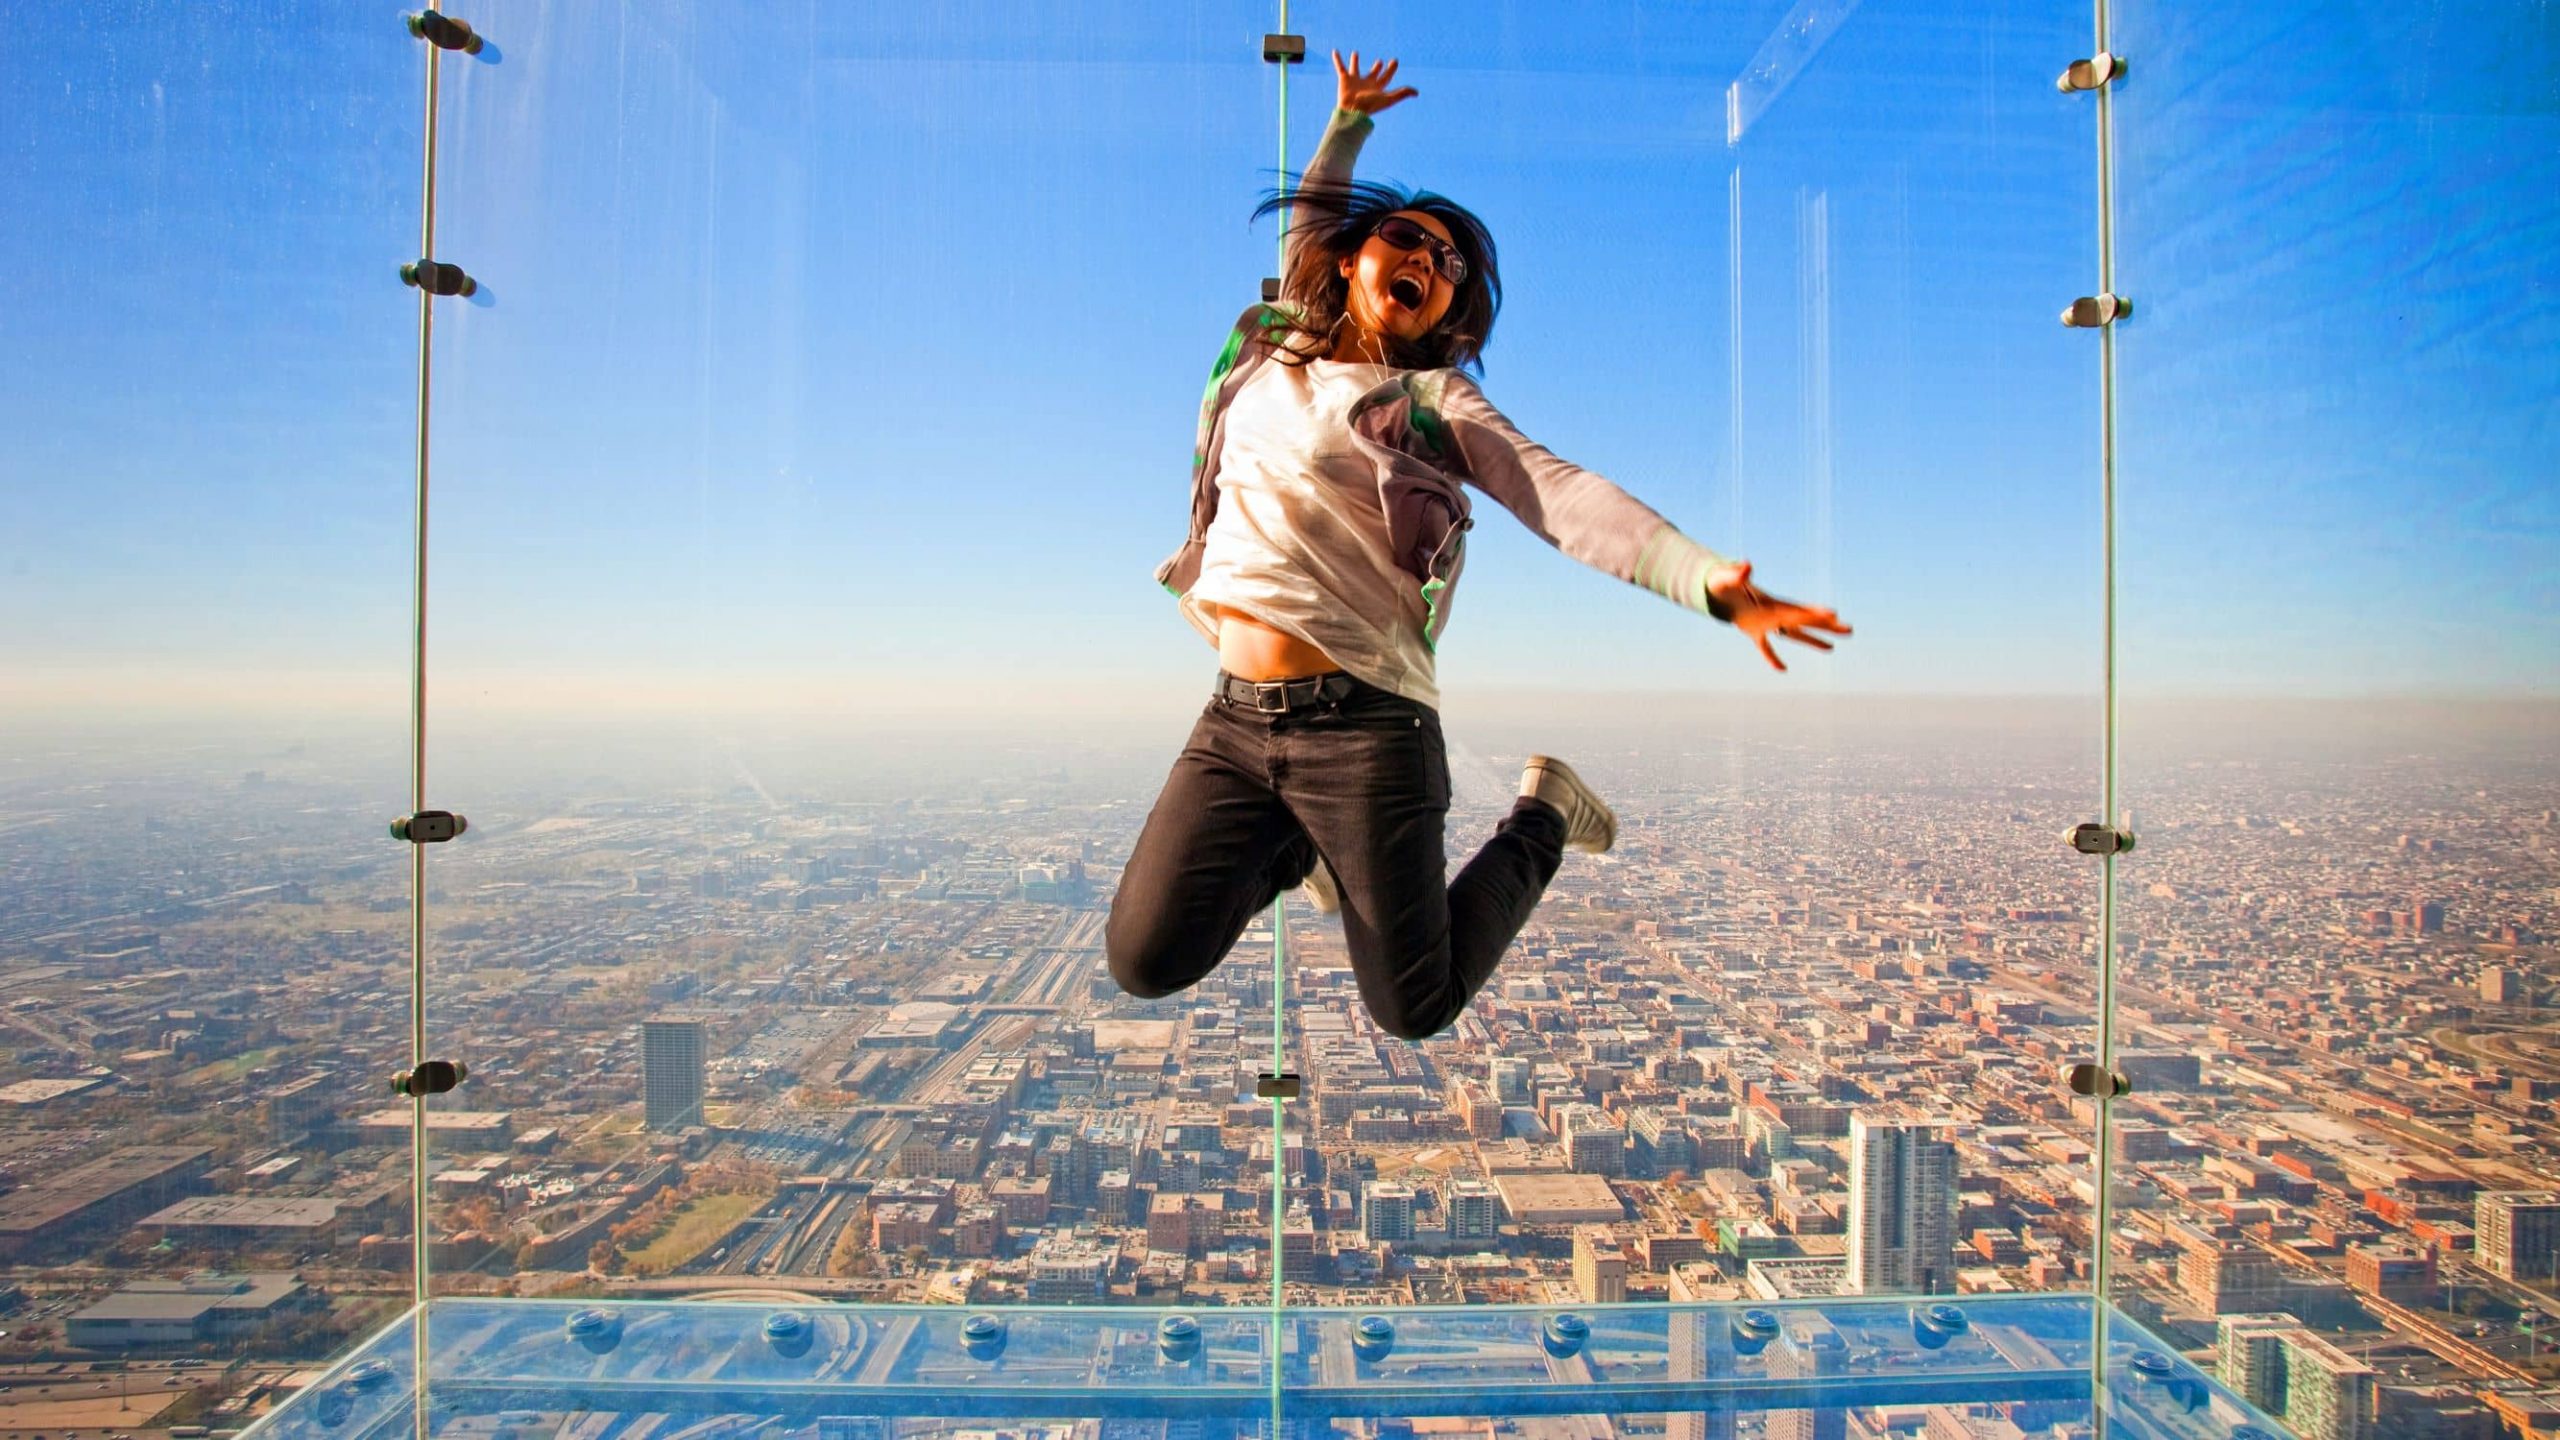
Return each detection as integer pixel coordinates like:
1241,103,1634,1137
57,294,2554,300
1215,670,1360,714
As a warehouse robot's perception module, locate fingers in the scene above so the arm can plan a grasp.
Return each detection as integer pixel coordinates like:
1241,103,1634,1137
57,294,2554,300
1783,609,1852,636
1334,52,1406,88
1779,628,1835,652
1757,633,1786,672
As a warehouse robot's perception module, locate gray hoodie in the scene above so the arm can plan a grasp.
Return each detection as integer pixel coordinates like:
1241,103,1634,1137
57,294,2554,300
1156,108,1732,661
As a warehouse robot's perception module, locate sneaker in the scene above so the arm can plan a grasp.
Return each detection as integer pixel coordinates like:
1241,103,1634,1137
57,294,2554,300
1299,855,1342,916
1521,755,1617,854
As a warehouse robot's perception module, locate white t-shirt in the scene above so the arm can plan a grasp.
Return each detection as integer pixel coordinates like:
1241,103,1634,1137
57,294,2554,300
1183,357,1445,707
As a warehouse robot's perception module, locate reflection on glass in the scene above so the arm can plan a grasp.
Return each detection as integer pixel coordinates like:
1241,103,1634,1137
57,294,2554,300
420,0,1277,1306
0,0,420,1423
392,0,2108,1320
2109,0,2560,1426
1275,0,2095,1310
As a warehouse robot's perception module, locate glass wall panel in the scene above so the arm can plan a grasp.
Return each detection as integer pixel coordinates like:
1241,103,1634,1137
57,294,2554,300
0,0,419,1415
422,0,1272,1304
1274,0,2103,1311
272,1294,2283,1440
2109,0,2560,1419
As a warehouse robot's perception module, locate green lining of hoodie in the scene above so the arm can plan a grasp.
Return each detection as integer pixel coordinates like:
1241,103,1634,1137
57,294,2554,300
1632,525,1672,600
1403,372,1450,459
1192,323,1254,474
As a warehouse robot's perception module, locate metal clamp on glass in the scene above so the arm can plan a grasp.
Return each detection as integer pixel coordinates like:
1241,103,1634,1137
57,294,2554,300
405,11,485,53
763,1311,813,1360
1261,277,1283,303
2066,1062,2131,1099
1156,1313,1202,1362
2065,821,2133,854
1262,33,1306,64
391,810,468,843
2055,52,2122,93
564,1308,623,1354
960,1313,1008,1361
2060,293,2130,329
392,1058,467,1097
1910,1302,1970,1349
401,260,478,298
1254,1071,1302,1099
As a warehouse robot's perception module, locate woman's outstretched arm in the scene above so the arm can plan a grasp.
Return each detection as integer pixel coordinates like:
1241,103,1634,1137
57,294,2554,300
1281,53,1416,276
1436,372,1851,670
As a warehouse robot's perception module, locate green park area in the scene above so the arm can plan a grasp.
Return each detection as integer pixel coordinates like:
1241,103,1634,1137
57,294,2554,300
620,1190,769,1276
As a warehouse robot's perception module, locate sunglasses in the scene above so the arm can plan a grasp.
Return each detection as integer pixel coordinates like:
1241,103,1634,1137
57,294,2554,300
1372,215,1469,285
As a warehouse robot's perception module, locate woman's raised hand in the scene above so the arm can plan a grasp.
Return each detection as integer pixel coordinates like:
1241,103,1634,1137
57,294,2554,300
1706,562,1853,673
1334,51,1418,115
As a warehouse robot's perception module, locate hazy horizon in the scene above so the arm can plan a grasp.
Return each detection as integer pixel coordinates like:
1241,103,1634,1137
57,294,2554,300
6,2,2552,718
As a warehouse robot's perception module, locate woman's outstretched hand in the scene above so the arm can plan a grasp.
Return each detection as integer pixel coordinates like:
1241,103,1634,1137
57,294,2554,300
1335,51,1417,115
1707,562,1853,672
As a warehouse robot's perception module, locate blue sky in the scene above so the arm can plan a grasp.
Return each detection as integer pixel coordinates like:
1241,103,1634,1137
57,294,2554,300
1,0,2551,728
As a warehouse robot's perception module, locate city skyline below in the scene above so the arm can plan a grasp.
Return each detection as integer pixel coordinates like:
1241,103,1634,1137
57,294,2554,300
1,725,2550,1402
0,668,2550,1440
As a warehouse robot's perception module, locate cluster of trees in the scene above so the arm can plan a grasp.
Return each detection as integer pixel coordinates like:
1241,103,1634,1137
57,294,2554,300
825,1222,872,1278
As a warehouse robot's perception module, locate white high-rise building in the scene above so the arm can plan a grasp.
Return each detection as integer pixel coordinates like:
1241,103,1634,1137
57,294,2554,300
1847,1105,1959,1296
1364,1181,1416,1244
1447,1180,1502,1244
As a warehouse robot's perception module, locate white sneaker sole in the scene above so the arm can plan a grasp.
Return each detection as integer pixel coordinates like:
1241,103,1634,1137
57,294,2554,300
1300,856,1342,915
1523,755,1617,854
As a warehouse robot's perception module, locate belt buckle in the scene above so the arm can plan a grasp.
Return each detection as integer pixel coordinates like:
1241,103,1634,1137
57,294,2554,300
1253,680,1290,714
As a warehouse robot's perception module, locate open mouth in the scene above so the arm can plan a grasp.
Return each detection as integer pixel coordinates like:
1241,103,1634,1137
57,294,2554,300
1387,275,1427,311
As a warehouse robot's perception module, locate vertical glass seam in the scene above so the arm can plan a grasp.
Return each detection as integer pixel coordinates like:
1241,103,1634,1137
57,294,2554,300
2088,0,2124,1425
1727,169,1744,545
408,5,444,1431
1270,12,1291,1434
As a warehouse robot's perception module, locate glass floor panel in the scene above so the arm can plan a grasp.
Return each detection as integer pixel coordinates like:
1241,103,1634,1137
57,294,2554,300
245,1296,2284,1439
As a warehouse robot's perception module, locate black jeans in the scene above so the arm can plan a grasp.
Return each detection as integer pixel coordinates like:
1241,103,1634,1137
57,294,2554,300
1106,675,1568,1040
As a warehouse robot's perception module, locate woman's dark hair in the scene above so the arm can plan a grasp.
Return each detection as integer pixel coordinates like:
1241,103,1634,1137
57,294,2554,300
1251,176,1501,373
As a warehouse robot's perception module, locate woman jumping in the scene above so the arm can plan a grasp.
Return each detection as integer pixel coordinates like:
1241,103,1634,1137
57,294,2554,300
1106,52,1850,1040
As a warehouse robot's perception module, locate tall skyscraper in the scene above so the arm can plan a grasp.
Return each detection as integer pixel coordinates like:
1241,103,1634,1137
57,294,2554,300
1668,1266,1738,1440
1766,1315,1849,1440
2476,1192,2560,1283
642,1016,707,1132
1847,1106,1958,1296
